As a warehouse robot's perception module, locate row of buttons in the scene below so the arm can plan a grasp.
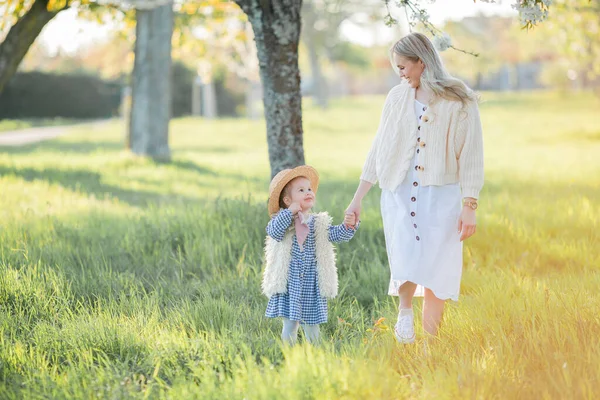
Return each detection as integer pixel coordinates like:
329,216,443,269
411,105,428,242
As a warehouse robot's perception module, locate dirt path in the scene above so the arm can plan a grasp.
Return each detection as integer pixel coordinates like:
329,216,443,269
0,120,111,146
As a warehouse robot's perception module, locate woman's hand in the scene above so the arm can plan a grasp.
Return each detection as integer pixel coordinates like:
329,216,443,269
458,207,477,241
345,200,362,222
346,180,373,223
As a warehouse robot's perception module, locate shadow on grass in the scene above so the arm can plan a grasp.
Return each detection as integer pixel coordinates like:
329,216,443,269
0,159,266,207
0,165,203,207
0,138,123,154
0,126,238,156
172,145,235,154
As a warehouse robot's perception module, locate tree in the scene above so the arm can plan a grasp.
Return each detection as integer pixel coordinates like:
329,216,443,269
301,1,330,109
544,0,600,91
127,1,174,159
1,0,68,94
1,0,174,159
232,0,305,178
171,5,259,119
0,0,126,94
300,0,385,109
113,0,245,158
199,18,262,119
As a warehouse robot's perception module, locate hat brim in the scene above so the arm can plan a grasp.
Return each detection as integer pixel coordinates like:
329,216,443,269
268,165,320,216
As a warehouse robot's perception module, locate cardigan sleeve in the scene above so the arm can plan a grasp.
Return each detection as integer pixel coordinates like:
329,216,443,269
454,100,484,199
360,87,399,184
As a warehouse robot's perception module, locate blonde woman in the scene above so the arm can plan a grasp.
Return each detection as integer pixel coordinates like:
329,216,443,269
346,32,484,343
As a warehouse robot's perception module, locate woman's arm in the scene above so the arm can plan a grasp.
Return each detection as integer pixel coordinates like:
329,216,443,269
455,100,484,241
345,180,373,221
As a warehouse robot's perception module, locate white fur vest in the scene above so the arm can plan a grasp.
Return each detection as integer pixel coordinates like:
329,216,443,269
262,212,337,299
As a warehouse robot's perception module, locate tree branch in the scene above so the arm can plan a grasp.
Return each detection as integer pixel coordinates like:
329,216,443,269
0,0,65,93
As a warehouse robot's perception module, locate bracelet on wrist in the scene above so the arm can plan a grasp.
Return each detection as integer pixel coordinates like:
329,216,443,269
463,200,478,210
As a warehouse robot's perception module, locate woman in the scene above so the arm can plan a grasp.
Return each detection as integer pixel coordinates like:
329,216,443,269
346,32,484,343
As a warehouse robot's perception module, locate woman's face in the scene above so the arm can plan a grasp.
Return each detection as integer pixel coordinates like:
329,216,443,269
393,54,424,88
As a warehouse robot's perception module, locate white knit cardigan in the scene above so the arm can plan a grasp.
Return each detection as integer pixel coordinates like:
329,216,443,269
361,83,484,199
262,212,338,299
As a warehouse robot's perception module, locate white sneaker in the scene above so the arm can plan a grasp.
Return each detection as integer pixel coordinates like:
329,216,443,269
394,309,415,344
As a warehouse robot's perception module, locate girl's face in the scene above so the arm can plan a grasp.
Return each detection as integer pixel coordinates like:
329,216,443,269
393,53,425,88
283,177,315,211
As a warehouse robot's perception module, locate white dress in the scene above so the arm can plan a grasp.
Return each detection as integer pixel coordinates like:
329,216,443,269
380,99,463,301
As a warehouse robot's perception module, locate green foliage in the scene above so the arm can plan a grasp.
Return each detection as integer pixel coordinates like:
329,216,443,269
171,61,245,117
327,41,371,70
541,0,600,81
0,71,121,119
171,61,196,118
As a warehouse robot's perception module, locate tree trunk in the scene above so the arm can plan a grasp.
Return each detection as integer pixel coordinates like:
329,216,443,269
0,0,62,94
201,80,217,119
245,80,262,119
192,76,202,116
302,3,328,109
235,0,305,178
129,3,174,160
306,37,328,109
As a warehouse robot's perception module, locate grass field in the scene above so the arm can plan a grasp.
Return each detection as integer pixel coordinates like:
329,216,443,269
0,91,599,399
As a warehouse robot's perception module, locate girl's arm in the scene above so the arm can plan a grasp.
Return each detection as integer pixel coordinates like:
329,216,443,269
328,221,360,243
266,209,293,241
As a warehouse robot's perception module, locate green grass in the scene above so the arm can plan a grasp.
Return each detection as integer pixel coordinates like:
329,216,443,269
0,91,599,399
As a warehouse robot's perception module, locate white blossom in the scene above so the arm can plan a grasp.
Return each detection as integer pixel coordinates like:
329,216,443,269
432,32,452,52
392,0,555,29
511,0,552,25
411,10,431,24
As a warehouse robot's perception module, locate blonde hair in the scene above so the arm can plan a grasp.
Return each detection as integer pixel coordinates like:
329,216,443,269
390,32,477,105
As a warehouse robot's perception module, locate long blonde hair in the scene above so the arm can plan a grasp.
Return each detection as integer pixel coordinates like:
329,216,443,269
390,32,477,104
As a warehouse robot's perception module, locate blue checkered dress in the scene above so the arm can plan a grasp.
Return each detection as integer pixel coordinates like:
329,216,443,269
265,209,357,325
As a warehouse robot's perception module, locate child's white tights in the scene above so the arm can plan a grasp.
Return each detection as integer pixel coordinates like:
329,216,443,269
281,318,320,345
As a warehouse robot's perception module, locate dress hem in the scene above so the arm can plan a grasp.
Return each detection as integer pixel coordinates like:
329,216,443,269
388,278,459,302
265,313,327,325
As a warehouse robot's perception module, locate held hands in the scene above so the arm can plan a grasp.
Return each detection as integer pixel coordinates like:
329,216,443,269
344,200,361,230
343,212,357,229
345,200,361,222
458,206,477,241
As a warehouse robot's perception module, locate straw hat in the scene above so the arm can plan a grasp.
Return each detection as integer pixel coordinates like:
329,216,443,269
267,165,320,216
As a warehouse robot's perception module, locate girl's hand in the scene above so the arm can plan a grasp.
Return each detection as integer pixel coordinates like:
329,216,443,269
458,207,477,241
343,213,356,229
288,202,302,215
345,200,362,222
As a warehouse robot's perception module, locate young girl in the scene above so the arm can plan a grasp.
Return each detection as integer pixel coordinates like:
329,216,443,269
263,165,358,345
